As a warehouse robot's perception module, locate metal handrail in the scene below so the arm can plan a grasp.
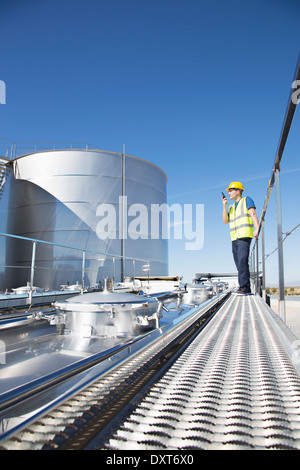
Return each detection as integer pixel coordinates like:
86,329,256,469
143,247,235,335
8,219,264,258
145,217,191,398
0,232,151,293
0,140,100,160
251,55,300,322
258,55,300,238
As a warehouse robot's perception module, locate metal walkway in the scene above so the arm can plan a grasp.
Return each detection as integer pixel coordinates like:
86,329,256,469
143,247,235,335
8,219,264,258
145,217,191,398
103,294,300,450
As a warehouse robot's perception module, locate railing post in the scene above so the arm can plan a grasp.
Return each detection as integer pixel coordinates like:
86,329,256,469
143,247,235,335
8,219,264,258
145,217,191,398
252,243,256,293
27,241,37,305
120,144,126,282
81,250,86,293
249,249,252,291
255,238,259,294
250,248,254,291
274,169,286,322
112,256,115,289
261,219,266,301
30,241,37,289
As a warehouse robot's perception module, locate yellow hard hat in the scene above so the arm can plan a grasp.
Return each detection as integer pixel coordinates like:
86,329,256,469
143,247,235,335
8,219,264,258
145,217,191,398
226,181,244,191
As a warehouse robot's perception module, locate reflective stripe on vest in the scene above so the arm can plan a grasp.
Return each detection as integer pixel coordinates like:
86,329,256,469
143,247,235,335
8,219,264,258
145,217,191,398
228,197,254,241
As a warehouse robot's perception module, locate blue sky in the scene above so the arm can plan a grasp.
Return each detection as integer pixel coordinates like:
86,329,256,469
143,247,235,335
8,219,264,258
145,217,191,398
1,0,300,285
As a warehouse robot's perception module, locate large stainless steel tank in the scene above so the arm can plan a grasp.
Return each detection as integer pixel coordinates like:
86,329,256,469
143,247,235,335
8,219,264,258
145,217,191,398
0,149,168,290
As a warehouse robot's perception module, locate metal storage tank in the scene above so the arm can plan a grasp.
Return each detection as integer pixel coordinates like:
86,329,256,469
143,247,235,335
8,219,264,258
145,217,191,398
0,149,168,290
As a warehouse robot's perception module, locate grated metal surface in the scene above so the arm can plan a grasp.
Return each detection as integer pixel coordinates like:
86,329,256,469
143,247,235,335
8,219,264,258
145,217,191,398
104,294,300,450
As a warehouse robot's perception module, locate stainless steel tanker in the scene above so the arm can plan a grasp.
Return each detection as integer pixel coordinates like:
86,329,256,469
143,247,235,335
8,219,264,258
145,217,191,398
0,149,168,291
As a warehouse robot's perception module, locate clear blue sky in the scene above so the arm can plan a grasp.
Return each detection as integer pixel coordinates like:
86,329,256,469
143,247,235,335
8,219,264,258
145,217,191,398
1,0,300,285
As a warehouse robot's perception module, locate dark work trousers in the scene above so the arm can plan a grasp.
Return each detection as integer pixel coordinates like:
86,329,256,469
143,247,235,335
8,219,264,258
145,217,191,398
232,237,252,292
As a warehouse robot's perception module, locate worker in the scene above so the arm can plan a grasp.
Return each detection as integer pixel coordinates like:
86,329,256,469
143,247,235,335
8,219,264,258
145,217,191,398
222,181,259,294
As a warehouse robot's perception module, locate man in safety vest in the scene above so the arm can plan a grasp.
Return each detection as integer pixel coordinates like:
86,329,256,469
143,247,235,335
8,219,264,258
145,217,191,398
222,182,259,294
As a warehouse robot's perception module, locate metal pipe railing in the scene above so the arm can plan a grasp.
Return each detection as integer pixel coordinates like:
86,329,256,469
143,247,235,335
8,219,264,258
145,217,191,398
251,55,300,322
0,232,151,296
0,140,100,160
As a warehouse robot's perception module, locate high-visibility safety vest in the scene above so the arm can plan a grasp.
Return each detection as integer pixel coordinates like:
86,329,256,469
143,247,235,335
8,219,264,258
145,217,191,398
228,197,254,241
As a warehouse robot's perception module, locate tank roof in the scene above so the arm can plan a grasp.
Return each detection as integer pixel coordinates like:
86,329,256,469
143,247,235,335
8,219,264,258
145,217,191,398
14,148,168,182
